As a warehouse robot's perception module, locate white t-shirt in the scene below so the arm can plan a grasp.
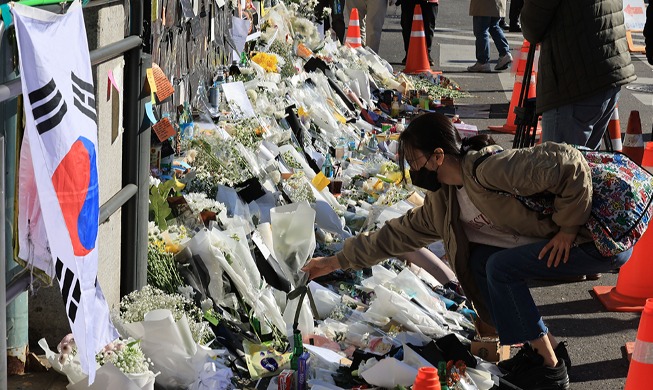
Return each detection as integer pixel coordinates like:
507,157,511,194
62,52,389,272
456,186,541,248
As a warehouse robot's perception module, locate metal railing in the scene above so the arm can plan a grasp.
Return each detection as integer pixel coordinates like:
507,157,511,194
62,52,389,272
1,0,148,387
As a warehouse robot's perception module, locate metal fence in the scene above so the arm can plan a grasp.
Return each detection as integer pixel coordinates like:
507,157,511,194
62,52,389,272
0,0,149,387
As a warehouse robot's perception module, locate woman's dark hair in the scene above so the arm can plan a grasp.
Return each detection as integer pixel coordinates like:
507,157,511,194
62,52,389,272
398,112,496,180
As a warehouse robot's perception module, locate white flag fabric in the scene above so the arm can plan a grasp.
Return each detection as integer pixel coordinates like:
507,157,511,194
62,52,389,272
12,0,118,383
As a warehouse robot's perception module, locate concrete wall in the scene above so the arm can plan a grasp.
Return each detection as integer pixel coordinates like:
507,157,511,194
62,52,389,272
28,3,126,348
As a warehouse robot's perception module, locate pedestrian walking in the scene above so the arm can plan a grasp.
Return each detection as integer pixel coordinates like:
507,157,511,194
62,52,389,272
467,0,513,72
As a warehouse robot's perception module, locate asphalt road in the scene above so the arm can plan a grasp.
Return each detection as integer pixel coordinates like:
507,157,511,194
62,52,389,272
378,2,652,389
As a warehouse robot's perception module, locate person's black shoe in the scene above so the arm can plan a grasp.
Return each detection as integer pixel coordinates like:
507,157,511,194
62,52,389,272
554,341,572,371
508,22,522,33
401,56,407,65
498,342,572,373
499,17,509,30
502,345,570,390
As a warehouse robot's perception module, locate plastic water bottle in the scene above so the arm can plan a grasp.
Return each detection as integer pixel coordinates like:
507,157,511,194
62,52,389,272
322,153,335,178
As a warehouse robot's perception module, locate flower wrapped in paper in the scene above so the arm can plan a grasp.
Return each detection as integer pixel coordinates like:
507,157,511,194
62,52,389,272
117,308,231,389
39,335,158,390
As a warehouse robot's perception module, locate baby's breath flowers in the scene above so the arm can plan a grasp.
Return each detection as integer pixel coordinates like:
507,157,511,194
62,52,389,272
117,286,214,345
96,338,153,375
284,171,316,203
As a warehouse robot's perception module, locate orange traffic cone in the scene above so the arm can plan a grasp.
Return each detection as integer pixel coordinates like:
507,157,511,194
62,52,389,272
404,5,433,75
413,366,441,390
624,299,653,389
345,8,362,48
607,105,623,152
593,144,653,312
488,40,540,134
622,111,644,164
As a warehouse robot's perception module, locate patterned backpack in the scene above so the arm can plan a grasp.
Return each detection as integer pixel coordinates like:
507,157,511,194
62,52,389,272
474,149,653,257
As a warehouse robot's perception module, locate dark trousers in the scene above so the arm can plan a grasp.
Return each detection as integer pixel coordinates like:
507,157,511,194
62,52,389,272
509,0,523,25
401,1,438,55
317,0,346,43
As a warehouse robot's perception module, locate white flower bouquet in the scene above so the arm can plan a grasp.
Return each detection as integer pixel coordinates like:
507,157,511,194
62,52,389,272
38,334,157,390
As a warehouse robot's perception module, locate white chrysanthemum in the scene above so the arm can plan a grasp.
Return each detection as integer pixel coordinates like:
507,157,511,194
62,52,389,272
149,176,161,187
184,192,227,215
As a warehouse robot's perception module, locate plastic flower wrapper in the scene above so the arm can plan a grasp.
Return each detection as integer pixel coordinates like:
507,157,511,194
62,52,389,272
269,201,315,288
289,83,339,135
39,335,158,390
39,336,88,385
160,223,190,254
118,309,219,390
215,184,254,231
270,201,316,334
212,226,262,295
188,348,234,390
359,357,418,388
67,363,142,390
381,268,449,329
364,285,449,338
184,228,287,335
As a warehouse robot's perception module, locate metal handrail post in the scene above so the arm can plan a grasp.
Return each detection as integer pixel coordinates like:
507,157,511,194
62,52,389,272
120,0,149,296
1,136,7,390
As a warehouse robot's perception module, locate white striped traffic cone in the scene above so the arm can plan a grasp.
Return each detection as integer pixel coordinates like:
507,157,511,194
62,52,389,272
345,8,362,48
623,110,644,164
403,5,431,74
607,105,623,152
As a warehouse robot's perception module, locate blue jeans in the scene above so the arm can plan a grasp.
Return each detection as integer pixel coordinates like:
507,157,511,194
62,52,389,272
469,240,631,345
541,86,621,150
472,16,510,64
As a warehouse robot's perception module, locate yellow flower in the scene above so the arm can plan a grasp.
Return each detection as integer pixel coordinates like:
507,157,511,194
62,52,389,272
251,52,278,73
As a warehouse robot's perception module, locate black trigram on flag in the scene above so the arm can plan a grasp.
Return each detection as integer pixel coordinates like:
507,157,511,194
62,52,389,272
55,258,81,323
71,71,96,123
27,78,68,135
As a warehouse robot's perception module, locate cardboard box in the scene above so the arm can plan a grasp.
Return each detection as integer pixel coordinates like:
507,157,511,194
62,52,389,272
470,338,511,362
278,369,295,390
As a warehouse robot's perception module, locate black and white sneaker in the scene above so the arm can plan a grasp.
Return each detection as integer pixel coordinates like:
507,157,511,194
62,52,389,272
502,344,570,390
498,342,572,373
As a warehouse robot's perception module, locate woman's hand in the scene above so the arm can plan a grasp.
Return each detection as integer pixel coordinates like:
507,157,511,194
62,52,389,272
301,256,341,280
539,231,577,268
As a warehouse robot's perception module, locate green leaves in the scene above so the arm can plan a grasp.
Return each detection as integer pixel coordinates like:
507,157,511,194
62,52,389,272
149,179,176,230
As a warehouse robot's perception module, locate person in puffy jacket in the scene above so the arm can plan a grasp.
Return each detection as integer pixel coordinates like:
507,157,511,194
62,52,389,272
521,0,636,149
303,112,634,390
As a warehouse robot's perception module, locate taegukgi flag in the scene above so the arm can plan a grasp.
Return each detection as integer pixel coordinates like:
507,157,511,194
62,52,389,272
12,0,118,383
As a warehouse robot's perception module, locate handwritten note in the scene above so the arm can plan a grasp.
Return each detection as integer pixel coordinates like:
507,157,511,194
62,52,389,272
153,117,177,142
152,63,174,102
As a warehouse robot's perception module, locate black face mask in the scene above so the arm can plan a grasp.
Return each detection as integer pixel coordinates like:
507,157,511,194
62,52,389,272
409,167,441,192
